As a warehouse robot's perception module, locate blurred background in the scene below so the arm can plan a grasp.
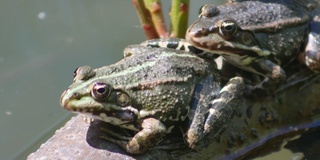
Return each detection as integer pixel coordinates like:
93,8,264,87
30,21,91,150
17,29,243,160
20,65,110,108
0,0,219,159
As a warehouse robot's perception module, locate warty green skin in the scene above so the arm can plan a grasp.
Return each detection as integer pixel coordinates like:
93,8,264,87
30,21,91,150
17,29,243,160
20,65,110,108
60,45,244,154
186,0,320,95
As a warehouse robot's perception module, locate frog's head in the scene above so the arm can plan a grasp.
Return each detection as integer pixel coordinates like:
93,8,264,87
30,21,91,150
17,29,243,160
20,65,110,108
60,66,140,130
186,4,270,59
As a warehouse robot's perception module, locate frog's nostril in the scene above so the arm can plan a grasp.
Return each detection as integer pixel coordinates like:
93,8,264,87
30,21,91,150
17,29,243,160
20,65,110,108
72,92,81,100
201,28,210,36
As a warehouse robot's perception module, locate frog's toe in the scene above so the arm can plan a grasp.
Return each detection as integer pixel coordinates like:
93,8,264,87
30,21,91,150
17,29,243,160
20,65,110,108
304,28,320,72
243,77,281,98
305,50,320,73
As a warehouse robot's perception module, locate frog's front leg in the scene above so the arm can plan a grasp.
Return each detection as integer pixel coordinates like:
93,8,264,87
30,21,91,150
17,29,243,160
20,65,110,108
101,117,167,154
186,77,244,150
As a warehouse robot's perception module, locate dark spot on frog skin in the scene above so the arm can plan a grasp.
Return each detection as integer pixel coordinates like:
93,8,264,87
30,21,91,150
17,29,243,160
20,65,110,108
225,148,232,155
259,111,277,126
276,96,283,105
235,109,242,117
227,132,245,147
236,133,245,144
246,106,253,118
259,115,265,126
230,133,236,140
250,128,259,138
244,118,249,125
227,136,235,147
215,136,221,143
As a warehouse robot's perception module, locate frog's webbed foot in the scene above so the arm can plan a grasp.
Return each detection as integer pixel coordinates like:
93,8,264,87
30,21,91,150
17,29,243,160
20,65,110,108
101,118,167,154
186,77,245,150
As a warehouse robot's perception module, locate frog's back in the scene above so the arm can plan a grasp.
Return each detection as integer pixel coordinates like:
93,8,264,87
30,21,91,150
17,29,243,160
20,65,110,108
97,46,212,87
232,0,319,13
220,1,309,32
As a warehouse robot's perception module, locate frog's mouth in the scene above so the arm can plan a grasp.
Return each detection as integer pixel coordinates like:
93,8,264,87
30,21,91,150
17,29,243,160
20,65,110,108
187,33,269,58
186,20,271,59
60,94,141,131
83,109,140,131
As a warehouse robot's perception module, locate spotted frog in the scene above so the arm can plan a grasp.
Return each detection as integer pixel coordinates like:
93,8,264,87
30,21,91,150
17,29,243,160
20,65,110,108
186,0,320,94
59,45,244,154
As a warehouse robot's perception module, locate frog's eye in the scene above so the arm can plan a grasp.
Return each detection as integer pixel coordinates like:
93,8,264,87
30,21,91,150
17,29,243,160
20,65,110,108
91,83,112,101
219,20,238,39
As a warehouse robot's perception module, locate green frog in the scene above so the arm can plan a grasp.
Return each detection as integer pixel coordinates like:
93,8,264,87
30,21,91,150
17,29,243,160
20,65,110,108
186,0,320,94
143,0,320,95
59,45,244,154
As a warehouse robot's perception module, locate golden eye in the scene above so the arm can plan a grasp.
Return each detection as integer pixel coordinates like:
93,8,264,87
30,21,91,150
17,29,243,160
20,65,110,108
219,20,238,39
91,83,112,101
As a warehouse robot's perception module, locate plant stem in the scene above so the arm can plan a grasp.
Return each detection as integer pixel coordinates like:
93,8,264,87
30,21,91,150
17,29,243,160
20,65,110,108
170,0,189,38
143,0,168,38
132,0,159,39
